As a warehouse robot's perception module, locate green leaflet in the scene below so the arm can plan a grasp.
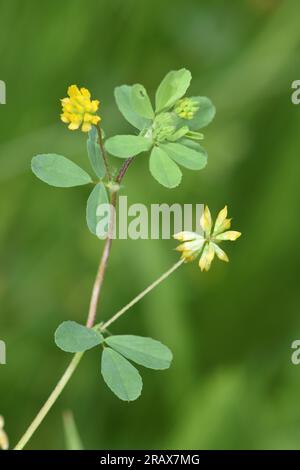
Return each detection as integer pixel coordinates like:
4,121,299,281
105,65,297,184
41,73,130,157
149,146,182,188
131,84,154,119
161,142,207,170
114,85,151,130
86,183,109,237
179,138,203,151
86,127,106,179
31,154,92,187
101,348,143,401
166,126,189,142
155,68,192,113
55,321,103,353
105,135,152,158
105,335,173,370
176,96,216,130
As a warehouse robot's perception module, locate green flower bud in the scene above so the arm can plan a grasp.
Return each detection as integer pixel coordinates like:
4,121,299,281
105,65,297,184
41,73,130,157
174,97,199,120
152,113,176,143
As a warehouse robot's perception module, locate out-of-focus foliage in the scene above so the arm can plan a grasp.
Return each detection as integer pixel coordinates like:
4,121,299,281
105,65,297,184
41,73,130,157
63,411,83,450
1,0,300,450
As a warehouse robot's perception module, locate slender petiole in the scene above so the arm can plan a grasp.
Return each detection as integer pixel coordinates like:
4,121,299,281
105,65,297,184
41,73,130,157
96,123,112,181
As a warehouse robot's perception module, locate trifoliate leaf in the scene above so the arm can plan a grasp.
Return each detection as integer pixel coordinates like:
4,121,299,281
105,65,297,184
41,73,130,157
55,321,103,353
105,135,152,158
101,348,143,401
86,127,106,179
149,146,182,188
86,183,109,237
32,154,92,187
161,142,207,170
105,335,173,370
131,84,154,119
155,69,191,113
114,85,151,131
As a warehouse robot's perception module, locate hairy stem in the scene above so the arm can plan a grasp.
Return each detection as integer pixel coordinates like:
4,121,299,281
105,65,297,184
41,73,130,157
14,259,183,450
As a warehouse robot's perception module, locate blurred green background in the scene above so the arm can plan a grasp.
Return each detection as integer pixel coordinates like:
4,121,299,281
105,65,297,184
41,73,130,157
1,0,300,450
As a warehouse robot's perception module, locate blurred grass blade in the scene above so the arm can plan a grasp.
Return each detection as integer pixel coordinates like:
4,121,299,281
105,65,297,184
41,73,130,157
63,410,84,450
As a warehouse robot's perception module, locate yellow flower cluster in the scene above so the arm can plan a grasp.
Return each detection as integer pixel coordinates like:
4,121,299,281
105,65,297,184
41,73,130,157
60,85,100,133
174,206,241,271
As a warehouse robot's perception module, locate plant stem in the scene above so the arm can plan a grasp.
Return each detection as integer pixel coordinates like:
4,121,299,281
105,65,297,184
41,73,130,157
14,259,184,450
96,123,112,181
14,352,83,451
100,259,184,330
115,157,134,183
15,157,135,449
86,191,116,328
86,157,134,328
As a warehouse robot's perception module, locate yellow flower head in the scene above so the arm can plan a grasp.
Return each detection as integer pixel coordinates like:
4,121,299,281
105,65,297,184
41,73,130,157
60,85,101,133
0,415,9,450
174,205,241,272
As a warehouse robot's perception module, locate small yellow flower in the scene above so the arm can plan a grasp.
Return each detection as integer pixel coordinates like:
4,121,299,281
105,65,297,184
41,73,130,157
0,415,9,450
60,85,101,133
174,205,241,272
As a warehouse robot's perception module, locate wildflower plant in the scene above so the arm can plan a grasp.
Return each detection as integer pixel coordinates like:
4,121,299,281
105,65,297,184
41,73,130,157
14,69,241,450
107,68,215,188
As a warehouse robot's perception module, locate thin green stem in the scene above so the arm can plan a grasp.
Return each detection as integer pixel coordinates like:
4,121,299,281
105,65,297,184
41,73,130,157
96,123,112,181
85,157,134,329
14,352,83,450
86,191,116,328
14,259,184,450
100,259,184,331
